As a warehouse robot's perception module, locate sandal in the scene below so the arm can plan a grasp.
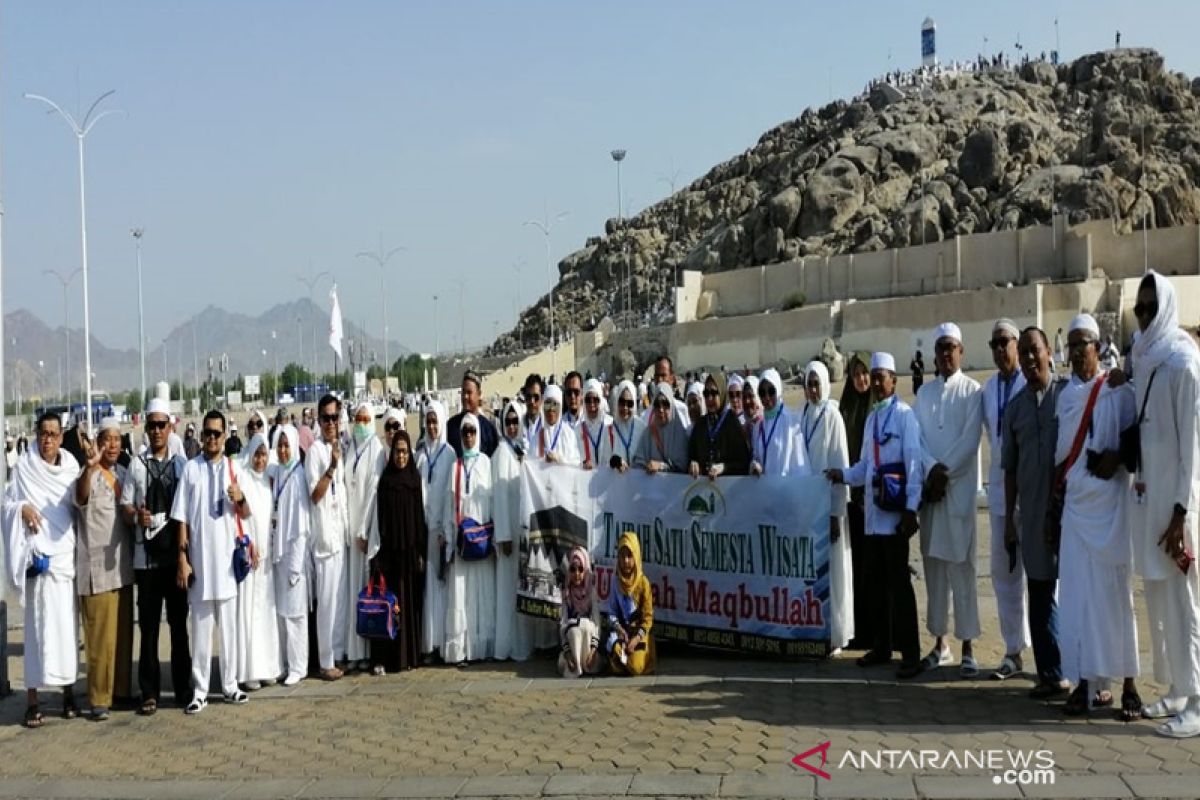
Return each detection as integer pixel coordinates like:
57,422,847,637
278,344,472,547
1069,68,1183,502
319,667,343,681
1120,688,1144,722
61,694,79,720
371,665,385,677
138,698,158,716
23,705,44,729
1064,684,1090,716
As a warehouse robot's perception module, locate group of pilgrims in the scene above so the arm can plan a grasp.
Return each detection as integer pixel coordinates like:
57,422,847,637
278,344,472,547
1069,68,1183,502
5,269,1200,739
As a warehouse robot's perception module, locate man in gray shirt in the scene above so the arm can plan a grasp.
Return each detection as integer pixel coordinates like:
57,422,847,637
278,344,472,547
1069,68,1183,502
1002,327,1068,699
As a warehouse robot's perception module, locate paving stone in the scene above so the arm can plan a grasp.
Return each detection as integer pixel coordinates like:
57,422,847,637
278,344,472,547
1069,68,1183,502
1021,773,1132,798
0,779,45,799
542,774,633,796
297,777,389,798
458,775,549,796
720,772,815,798
1122,773,1200,798
26,780,157,799
628,773,721,796
814,774,916,799
224,779,313,799
913,775,1022,799
377,776,467,798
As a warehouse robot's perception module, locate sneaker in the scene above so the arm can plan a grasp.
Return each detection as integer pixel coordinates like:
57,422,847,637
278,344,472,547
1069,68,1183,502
184,697,207,715
223,691,249,705
282,674,303,687
242,681,262,692
1144,695,1188,720
89,706,110,722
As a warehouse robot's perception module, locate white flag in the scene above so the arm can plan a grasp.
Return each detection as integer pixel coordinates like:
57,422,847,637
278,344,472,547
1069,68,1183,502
328,284,344,359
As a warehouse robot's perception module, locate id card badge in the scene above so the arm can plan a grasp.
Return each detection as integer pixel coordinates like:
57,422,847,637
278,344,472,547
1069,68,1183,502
1135,480,1147,505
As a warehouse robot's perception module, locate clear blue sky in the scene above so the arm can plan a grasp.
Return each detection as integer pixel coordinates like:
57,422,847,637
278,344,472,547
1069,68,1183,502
3,1,1197,355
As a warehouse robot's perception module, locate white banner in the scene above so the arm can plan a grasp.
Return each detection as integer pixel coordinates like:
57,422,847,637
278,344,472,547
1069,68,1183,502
518,460,832,658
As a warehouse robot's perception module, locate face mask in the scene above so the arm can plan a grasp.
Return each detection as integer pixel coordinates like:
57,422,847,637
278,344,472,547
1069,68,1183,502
353,423,372,444
763,404,781,420
463,445,480,459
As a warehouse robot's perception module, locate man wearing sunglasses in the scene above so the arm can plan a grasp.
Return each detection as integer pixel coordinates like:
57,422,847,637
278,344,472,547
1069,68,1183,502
305,393,351,680
171,410,251,714
643,356,688,424
981,320,1029,682
562,371,585,431
520,373,545,451
913,322,984,679
447,371,498,458
120,398,189,715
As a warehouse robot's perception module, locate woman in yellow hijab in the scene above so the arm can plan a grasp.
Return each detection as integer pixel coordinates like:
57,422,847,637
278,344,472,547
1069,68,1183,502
605,532,656,675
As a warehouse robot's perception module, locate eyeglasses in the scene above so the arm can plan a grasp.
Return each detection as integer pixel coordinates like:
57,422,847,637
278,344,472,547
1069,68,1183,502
1134,301,1158,318
584,396,600,404
654,400,671,410
246,420,263,430
319,414,339,424
618,399,635,409
395,448,410,456
1068,338,1097,352
505,418,519,427
200,428,223,440
568,564,584,574
36,429,61,439
462,427,478,436
565,388,581,397
934,340,958,353
145,420,169,431
703,389,719,398
385,422,401,431
988,337,1014,350
525,394,541,402
759,385,777,397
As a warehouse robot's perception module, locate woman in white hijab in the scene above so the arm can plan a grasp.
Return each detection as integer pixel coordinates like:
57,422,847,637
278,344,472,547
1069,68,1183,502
580,379,614,470
603,380,647,472
270,424,310,686
537,386,581,465
800,361,855,652
634,383,690,474
685,381,705,428
344,404,387,670
417,400,454,660
750,368,808,476
234,433,281,689
492,399,525,660
442,412,496,664
742,376,762,446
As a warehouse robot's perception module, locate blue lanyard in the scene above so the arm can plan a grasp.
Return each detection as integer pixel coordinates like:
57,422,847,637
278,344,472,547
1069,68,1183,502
426,442,447,483
274,463,300,506
803,405,826,449
528,417,542,441
758,412,783,472
548,421,564,454
353,440,370,473
996,373,1015,438
873,397,898,460
584,420,604,457
706,408,730,446
615,421,634,459
460,458,477,493
207,458,224,519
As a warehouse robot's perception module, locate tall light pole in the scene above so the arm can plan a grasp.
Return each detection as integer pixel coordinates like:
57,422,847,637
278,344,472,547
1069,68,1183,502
456,278,467,356
611,149,628,320
43,268,80,404
271,330,279,404
511,260,524,349
433,294,440,357
131,227,147,408
25,90,122,431
297,270,332,386
523,209,569,376
355,236,404,390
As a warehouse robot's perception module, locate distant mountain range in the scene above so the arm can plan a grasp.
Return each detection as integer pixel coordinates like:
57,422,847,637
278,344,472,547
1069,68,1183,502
3,298,410,401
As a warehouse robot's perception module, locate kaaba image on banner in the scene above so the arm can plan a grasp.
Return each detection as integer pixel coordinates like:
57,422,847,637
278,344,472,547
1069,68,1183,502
522,505,589,600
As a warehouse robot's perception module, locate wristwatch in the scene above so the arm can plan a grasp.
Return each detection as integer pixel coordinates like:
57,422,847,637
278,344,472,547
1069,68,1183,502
1175,503,1187,518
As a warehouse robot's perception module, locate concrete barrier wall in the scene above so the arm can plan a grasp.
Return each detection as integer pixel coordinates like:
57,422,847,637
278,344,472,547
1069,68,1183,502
481,339,575,399
670,304,834,372
1089,223,1200,279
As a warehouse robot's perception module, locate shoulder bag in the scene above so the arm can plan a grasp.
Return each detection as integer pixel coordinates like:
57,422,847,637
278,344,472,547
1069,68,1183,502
1046,375,1106,552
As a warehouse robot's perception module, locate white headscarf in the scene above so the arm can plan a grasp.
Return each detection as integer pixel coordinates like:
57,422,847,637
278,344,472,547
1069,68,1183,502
383,407,405,431
271,424,301,470
803,361,832,407
583,378,607,422
422,399,448,452
544,385,564,406
501,399,525,446
460,412,481,460
243,433,270,478
686,382,704,402
1131,270,1199,376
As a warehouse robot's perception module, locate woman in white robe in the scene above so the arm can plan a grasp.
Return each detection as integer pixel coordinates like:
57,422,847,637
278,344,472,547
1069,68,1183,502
442,413,496,664
603,380,646,471
579,379,614,470
417,400,454,658
751,368,808,477
800,361,855,652
271,425,310,685
344,404,387,669
492,400,529,660
235,434,281,688
537,386,581,466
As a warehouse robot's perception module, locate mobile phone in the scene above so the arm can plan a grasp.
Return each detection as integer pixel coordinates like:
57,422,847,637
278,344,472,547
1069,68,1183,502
1177,548,1194,575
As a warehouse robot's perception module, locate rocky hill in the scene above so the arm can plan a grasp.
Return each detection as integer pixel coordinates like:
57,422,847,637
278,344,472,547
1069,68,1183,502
497,48,1200,352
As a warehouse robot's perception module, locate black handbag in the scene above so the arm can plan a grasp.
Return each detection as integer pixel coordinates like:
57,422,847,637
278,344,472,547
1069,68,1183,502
1118,368,1157,473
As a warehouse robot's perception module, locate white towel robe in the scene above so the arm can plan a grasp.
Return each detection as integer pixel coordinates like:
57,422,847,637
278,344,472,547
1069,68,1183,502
417,440,454,654
344,436,386,662
442,454,496,663
602,417,647,469
271,463,311,620
537,419,582,466
3,448,82,689
170,456,240,604
800,400,855,650
1056,374,1139,683
752,408,809,477
914,371,984,565
234,464,281,683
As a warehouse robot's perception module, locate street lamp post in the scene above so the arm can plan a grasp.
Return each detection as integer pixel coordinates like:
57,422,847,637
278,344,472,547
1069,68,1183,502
433,294,440,356
523,210,569,376
131,228,146,408
43,268,80,404
25,90,123,432
355,236,404,394
297,270,332,389
611,149,628,321
271,330,279,405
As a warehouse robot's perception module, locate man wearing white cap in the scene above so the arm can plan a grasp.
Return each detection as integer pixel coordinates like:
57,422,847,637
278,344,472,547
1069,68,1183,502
120,397,190,714
1127,272,1200,736
827,352,925,679
983,319,1030,680
914,322,984,677
1056,313,1141,718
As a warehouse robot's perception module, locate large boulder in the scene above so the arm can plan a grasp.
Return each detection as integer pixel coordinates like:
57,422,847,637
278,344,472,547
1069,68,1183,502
768,187,803,231
958,127,1008,189
799,157,865,237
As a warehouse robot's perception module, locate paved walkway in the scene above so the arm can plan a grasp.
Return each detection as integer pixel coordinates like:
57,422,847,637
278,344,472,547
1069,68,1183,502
2,515,1200,799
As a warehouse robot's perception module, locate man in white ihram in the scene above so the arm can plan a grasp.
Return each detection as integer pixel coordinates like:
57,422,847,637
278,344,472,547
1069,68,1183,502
914,322,984,677
1127,271,1200,737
